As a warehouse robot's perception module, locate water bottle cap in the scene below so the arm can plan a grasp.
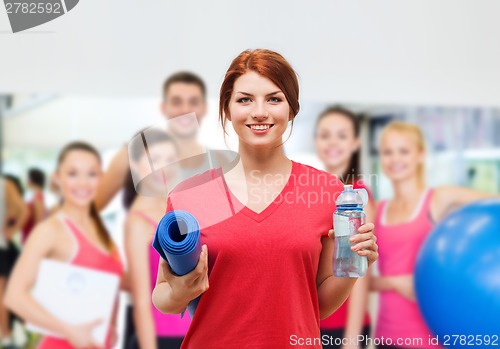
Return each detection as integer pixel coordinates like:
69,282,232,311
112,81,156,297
336,184,368,208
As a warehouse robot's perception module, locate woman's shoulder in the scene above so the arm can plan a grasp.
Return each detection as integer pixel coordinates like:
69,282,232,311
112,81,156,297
126,200,160,230
127,196,151,215
170,168,218,194
34,214,63,233
24,214,64,247
295,163,344,198
293,161,343,186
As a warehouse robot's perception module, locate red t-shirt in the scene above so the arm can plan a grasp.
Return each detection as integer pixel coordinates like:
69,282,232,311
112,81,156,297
320,180,372,330
166,161,344,349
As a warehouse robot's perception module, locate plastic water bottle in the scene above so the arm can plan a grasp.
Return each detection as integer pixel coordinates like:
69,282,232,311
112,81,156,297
333,184,368,278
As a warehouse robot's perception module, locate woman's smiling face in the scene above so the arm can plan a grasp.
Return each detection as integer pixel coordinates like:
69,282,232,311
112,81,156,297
380,129,424,182
315,112,360,169
228,71,291,148
54,149,101,208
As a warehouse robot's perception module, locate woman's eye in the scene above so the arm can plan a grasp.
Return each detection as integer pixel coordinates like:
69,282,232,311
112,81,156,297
269,97,282,103
237,98,251,103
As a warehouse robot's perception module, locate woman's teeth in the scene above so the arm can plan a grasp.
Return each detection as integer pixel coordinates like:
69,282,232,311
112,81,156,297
73,190,91,198
390,164,406,172
326,149,342,157
249,124,271,130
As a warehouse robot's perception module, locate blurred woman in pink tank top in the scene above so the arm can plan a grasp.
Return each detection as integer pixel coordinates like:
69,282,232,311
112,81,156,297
315,106,373,349
4,142,124,349
124,129,191,349
372,121,496,349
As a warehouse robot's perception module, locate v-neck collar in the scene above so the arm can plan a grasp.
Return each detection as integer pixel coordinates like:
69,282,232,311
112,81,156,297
216,160,299,223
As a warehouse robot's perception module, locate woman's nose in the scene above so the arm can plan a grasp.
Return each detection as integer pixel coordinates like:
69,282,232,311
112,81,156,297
251,102,269,119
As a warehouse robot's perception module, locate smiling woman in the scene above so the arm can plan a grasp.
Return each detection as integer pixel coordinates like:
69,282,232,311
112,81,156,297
219,49,300,147
152,49,379,349
4,142,124,349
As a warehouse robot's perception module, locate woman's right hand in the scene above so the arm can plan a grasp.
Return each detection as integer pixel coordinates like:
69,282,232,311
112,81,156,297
160,244,210,308
62,319,103,348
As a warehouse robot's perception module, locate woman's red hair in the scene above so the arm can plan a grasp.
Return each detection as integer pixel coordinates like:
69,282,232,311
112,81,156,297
219,49,300,134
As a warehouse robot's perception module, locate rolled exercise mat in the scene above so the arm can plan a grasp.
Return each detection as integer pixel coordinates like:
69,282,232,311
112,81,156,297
152,210,202,318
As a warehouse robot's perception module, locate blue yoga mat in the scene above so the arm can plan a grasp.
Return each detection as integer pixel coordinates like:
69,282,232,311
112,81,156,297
152,210,202,318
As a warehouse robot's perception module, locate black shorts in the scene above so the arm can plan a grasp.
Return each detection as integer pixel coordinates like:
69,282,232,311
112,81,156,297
321,325,371,349
0,242,19,277
123,305,185,349
0,248,9,276
122,305,136,349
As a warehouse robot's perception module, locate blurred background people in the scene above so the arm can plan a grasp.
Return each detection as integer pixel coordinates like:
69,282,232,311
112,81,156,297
1,8,500,345
124,129,190,349
108,71,209,349
2,97,500,349
4,142,124,349
315,106,373,349
94,72,208,212
22,168,47,244
1,176,27,349
371,121,498,349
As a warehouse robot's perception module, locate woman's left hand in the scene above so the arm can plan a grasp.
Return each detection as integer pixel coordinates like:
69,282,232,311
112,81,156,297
328,222,378,267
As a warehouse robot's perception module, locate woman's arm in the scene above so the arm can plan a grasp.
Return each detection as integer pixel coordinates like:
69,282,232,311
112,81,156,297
370,275,415,302
120,270,131,292
94,146,129,211
3,222,101,347
370,276,394,292
343,275,369,347
108,295,121,348
4,180,28,240
124,215,158,349
33,197,46,224
432,186,498,222
342,200,374,347
317,223,377,320
317,234,357,320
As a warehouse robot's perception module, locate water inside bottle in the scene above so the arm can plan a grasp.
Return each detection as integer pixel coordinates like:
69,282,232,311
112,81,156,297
333,210,367,278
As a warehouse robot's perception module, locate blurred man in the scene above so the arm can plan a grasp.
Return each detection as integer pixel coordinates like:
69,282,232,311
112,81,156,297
0,177,28,349
94,71,208,210
94,72,210,349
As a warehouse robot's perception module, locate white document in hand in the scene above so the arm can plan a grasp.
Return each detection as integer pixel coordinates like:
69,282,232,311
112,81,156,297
27,259,120,347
